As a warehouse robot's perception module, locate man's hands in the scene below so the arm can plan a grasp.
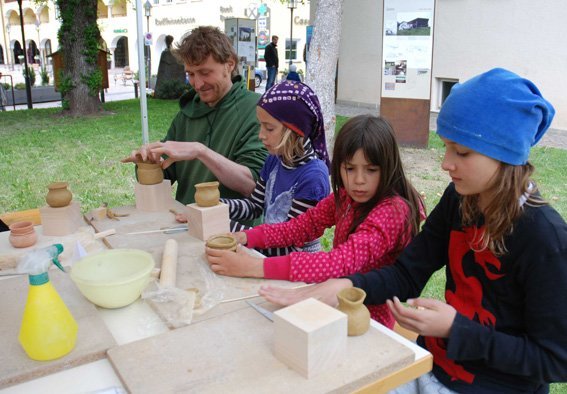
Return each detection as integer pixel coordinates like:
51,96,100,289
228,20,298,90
387,297,456,338
205,245,264,278
121,141,205,169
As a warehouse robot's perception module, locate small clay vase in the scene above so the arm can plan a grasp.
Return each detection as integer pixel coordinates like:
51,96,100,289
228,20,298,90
194,181,220,207
336,287,371,336
137,162,164,185
8,221,38,248
46,182,73,208
206,234,237,252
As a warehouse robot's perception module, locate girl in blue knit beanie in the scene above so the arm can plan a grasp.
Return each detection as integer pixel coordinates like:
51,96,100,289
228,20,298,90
259,68,567,393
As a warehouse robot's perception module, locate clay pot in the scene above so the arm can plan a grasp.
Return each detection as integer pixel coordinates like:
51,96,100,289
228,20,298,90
137,162,164,185
206,234,237,252
336,287,371,336
8,221,38,248
46,182,73,208
194,181,220,207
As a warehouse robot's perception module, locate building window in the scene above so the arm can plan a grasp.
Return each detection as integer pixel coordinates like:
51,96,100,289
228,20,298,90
437,78,458,108
285,39,299,62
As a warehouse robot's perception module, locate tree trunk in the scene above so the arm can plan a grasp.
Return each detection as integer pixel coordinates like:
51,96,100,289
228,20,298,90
305,0,344,160
58,0,102,116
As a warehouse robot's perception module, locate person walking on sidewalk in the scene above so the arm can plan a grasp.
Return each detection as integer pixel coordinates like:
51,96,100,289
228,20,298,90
264,35,279,90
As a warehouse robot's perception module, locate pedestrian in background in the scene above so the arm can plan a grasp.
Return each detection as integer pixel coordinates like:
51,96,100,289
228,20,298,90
285,64,301,82
264,35,279,89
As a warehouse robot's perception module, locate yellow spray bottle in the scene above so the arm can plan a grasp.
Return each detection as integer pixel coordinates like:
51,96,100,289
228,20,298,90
18,244,78,361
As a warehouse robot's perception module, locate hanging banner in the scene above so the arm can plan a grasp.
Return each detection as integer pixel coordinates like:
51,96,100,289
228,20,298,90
381,0,435,99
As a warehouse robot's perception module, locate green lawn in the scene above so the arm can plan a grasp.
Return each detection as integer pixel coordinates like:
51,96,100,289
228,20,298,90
1,102,565,392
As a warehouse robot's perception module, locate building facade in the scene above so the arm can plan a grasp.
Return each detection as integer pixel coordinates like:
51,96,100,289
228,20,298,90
323,0,567,130
0,0,311,78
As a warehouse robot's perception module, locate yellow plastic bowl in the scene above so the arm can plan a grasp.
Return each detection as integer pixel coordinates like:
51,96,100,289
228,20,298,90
70,249,155,309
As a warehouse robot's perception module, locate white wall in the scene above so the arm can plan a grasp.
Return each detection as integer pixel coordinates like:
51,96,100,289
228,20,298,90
336,0,383,108
331,0,567,129
431,0,567,129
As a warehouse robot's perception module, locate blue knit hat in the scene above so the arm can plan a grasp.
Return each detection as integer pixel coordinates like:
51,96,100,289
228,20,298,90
436,68,555,165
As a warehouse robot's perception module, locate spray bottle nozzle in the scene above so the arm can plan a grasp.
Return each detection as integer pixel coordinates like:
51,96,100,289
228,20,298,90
51,244,65,272
17,244,65,276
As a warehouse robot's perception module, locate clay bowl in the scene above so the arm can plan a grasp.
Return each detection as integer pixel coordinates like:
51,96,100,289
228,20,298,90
70,249,155,309
136,162,164,185
8,221,38,248
46,181,73,208
194,181,220,207
206,234,237,252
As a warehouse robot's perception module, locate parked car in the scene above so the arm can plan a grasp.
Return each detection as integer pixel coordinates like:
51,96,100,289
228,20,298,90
254,69,264,87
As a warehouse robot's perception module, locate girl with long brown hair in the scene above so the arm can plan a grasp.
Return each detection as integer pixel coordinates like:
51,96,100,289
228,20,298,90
207,114,424,329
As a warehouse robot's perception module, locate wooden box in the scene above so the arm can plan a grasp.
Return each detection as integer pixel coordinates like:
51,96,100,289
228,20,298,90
39,201,83,236
134,180,174,212
185,203,229,241
273,298,347,378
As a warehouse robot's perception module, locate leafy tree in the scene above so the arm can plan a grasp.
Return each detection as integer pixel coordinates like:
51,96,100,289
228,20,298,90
51,0,103,115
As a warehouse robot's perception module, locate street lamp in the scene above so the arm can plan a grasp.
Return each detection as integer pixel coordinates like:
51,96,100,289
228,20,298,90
6,22,12,70
35,19,41,67
287,0,297,66
144,0,152,90
17,0,33,109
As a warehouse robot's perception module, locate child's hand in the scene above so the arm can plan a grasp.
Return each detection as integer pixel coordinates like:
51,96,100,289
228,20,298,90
232,231,247,245
387,296,457,338
205,245,263,278
259,279,353,307
175,213,188,223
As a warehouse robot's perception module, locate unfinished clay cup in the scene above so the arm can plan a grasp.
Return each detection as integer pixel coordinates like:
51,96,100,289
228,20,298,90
206,234,237,252
46,182,73,208
194,181,220,207
8,221,38,248
137,162,164,185
336,287,370,336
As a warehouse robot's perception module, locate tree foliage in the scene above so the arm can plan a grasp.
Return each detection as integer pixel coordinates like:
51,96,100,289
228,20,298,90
54,0,103,115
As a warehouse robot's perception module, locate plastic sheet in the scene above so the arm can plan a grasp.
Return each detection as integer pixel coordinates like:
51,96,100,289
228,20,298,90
141,255,225,327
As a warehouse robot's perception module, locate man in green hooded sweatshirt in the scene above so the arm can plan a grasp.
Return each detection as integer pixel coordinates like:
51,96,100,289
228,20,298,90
123,26,267,213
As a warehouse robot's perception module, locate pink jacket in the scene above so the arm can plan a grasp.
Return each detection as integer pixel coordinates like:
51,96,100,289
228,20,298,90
244,190,415,328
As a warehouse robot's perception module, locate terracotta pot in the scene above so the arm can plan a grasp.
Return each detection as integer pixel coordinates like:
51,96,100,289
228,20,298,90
137,162,164,185
206,234,237,252
194,181,220,207
9,221,38,248
336,287,370,336
46,182,73,208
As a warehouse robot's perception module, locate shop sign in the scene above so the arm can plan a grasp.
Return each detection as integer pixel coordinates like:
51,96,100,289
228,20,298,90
155,17,196,26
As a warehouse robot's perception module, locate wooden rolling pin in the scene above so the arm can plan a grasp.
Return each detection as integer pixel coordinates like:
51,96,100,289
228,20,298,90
159,239,178,288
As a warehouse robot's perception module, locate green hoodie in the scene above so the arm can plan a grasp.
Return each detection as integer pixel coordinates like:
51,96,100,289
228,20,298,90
162,76,267,209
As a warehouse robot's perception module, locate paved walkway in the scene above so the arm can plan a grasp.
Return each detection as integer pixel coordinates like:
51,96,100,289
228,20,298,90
335,103,567,150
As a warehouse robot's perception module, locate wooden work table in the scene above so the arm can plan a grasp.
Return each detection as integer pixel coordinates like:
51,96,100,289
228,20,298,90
0,205,432,393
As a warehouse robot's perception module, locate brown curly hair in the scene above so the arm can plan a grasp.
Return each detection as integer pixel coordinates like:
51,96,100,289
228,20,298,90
173,26,238,77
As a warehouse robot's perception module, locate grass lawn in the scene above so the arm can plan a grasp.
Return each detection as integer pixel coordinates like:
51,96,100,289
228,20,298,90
1,102,566,392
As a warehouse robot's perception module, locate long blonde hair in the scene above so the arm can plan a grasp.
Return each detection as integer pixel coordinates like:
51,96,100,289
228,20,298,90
275,128,305,167
461,162,546,255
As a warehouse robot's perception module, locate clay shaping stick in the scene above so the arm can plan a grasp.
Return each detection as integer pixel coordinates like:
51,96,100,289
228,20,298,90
159,239,178,288
219,283,315,304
